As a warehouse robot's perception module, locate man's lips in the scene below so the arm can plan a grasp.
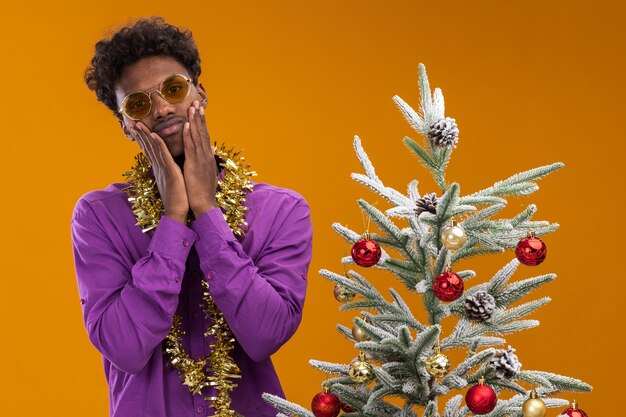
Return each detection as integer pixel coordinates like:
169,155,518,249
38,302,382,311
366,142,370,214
153,117,185,137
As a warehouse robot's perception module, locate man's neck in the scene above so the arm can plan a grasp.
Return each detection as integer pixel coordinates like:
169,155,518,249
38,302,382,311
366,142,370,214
172,154,222,173
174,155,185,171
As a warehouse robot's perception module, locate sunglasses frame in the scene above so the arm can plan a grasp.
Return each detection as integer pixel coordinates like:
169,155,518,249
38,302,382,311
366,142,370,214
118,73,193,120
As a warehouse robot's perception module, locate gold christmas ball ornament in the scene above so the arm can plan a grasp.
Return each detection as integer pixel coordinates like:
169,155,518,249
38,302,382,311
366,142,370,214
348,352,375,384
352,324,369,342
522,390,547,417
440,221,468,251
425,347,450,378
333,284,356,302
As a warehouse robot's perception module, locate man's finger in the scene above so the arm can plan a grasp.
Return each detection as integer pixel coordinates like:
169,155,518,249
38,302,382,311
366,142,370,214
188,105,203,157
137,123,165,167
135,124,156,165
195,103,211,156
136,122,153,149
150,133,167,167
133,131,147,156
182,121,195,159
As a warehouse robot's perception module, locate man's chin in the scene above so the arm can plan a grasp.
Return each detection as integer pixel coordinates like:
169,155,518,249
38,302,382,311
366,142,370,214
163,139,185,159
169,147,185,160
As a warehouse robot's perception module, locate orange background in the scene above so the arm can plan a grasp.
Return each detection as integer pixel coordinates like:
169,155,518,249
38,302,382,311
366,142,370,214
0,1,622,415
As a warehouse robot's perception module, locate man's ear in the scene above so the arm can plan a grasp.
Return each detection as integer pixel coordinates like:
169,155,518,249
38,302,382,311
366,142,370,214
119,119,135,141
198,83,208,107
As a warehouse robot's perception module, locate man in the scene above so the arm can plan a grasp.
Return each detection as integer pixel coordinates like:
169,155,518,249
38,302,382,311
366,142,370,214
71,17,313,417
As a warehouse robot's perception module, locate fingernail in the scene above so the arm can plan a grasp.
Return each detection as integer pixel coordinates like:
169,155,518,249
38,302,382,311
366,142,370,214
199,106,204,115
185,122,190,130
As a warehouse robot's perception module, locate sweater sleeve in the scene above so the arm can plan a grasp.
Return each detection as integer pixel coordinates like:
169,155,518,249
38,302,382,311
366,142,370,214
191,197,313,362
71,197,198,374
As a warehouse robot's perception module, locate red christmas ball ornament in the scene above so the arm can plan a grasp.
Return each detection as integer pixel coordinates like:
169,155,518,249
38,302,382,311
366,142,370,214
562,400,588,417
465,378,497,415
433,270,464,302
311,390,341,417
351,236,382,267
515,232,547,266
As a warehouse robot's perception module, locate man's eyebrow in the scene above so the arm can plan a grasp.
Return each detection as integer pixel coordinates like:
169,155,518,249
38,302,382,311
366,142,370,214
123,80,161,96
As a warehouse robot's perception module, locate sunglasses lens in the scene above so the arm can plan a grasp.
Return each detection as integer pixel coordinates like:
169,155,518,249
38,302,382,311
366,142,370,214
121,74,191,120
123,93,151,120
161,74,190,102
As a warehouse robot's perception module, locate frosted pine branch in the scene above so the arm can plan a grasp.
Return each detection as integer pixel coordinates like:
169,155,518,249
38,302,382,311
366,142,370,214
353,135,381,182
516,370,555,390
308,360,349,375
489,378,527,394
329,384,370,411
488,258,520,293
433,87,445,120
336,323,353,340
494,274,556,306
409,325,440,361
442,348,495,384
404,136,439,171
353,136,414,206
462,204,507,227
469,162,564,198
444,297,550,344
491,297,551,324
418,63,436,128
424,400,440,417
394,95,429,135
331,222,363,243
262,394,314,417
355,316,397,340
442,395,464,417
521,371,592,393
435,183,460,227
319,269,385,304
510,204,537,227
459,195,507,205
352,173,411,206
408,179,421,201
358,199,405,242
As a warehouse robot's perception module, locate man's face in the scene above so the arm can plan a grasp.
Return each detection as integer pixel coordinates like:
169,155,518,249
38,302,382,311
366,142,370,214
115,55,207,158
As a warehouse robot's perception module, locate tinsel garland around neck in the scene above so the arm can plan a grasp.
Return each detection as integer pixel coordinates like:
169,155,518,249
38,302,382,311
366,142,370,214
122,143,256,416
122,143,255,234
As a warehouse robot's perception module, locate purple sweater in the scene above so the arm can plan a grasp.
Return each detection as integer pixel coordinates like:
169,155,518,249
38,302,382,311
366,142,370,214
71,181,312,417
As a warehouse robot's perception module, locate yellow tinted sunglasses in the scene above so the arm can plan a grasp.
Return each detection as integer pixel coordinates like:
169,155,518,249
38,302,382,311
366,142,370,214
119,73,192,120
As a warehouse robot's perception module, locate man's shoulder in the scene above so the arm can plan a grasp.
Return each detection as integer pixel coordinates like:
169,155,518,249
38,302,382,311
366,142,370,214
249,182,309,209
77,183,129,203
72,183,130,219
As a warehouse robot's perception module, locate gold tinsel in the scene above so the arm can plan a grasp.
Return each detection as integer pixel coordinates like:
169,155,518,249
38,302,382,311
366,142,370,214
122,144,255,416
122,152,164,233
164,282,243,416
213,143,256,236
123,143,256,234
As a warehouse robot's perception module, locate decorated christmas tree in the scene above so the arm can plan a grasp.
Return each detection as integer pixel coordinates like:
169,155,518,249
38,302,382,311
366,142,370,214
262,64,592,417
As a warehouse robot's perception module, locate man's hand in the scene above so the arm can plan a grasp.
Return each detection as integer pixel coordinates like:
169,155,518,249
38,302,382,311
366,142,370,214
183,100,218,218
132,123,190,224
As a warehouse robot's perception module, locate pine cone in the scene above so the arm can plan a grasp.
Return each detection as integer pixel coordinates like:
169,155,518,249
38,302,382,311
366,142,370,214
415,193,438,216
464,291,496,321
490,346,522,379
427,117,459,148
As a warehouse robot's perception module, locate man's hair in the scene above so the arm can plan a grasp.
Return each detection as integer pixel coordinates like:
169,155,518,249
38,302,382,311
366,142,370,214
84,16,202,120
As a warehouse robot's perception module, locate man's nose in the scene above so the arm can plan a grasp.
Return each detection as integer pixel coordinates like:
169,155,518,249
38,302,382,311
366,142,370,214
150,91,175,119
